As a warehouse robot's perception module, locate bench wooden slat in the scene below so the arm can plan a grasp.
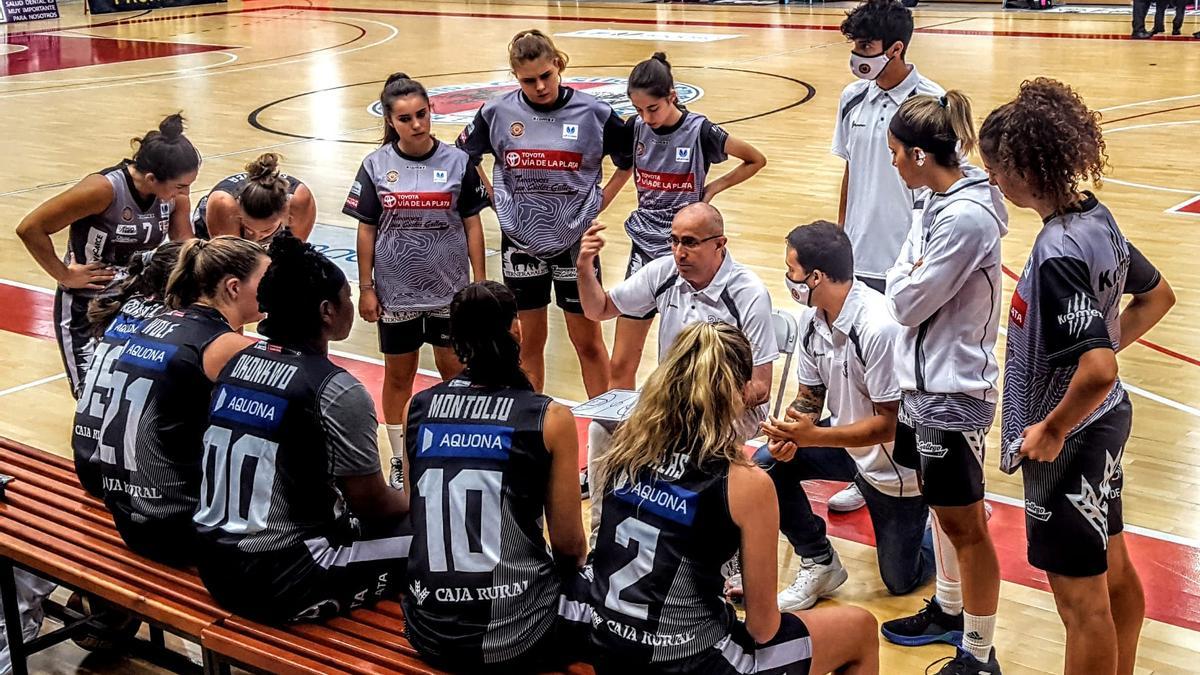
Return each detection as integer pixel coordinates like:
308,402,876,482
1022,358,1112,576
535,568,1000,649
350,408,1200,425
326,615,418,656
1,437,75,472
0,523,218,636
2,491,210,596
221,618,434,675
0,449,101,507
201,624,355,675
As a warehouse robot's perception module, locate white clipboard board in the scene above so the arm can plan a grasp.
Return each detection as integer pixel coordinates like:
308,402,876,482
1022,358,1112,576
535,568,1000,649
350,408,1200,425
571,389,641,422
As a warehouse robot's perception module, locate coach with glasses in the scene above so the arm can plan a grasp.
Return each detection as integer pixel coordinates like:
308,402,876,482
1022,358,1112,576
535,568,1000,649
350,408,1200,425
577,202,778,540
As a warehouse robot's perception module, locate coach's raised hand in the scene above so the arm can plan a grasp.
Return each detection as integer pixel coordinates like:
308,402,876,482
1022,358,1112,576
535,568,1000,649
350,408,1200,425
578,220,607,264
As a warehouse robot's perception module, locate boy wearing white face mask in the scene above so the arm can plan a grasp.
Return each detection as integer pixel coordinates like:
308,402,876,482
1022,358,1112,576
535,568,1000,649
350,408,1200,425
833,0,943,294
743,221,932,612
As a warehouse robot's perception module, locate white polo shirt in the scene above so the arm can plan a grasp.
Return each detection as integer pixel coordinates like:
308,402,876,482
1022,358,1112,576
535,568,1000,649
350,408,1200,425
609,251,779,366
794,282,916,498
832,65,944,282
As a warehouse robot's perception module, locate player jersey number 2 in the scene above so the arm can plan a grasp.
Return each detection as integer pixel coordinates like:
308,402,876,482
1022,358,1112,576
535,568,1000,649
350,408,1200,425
417,468,503,573
194,426,280,534
604,517,662,621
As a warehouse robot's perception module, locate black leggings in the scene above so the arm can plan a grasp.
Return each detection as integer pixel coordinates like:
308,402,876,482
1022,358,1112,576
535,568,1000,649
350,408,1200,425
1154,0,1187,32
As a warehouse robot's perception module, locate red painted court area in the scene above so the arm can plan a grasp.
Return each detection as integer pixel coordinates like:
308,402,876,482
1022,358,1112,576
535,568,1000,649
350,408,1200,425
1171,195,1200,216
1,279,1198,632
0,34,231,77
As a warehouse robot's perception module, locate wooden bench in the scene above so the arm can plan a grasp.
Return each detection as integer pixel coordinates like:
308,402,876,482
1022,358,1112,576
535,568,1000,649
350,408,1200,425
0,436,594,675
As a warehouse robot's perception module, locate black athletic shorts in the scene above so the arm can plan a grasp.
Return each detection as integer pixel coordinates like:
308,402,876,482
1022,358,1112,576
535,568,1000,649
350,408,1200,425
621,242,661,320
594,612,812,675
378,307,451,355
111,511,199,569
1023,394,1131,578
500,234,598,314
195,518,413,624
54,287,96,399
894,421,988,508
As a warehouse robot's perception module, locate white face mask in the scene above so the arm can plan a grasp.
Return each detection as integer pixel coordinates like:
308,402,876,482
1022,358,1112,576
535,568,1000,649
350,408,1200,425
850,51,890,81
785,274,815,307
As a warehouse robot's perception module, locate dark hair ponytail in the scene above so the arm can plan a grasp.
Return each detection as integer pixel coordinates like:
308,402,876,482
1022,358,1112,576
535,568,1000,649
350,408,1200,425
257,230,347,343
239,152,290,220
628,52,676,101
87,242,184,337
450,281,532,391
379,72,431,146
131,113,201,182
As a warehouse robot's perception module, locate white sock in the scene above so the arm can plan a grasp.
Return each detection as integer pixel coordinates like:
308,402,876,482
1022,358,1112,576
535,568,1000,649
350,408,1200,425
386,424,405,458
931,512,963,616
963,611,996,663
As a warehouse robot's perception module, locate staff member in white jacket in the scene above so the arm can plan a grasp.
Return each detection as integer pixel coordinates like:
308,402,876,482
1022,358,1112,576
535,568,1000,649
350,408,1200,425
881,91,1008,675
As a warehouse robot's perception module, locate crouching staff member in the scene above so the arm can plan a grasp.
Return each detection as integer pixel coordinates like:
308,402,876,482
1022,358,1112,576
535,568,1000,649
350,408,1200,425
578,202,777,544
753,221,931,612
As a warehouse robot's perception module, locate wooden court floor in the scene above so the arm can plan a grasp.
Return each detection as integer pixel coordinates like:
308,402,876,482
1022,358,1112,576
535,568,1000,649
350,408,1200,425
2,1,1200,672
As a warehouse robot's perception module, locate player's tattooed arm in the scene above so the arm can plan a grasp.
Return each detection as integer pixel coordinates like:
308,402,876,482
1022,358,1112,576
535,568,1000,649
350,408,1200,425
788,384,826,422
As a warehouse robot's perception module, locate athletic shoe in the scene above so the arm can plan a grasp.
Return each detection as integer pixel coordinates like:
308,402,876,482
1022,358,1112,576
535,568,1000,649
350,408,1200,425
388,456,404,491
927,646,1001,675
580,468,590,500
1132,29,1154,39
828,483,867,512
777,549,848,611
882,596,964,646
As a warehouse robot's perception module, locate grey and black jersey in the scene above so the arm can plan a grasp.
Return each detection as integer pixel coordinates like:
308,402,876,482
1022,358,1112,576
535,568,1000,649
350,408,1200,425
343,140,489,312
99,304,231,529
1001,193,1160,461
68,163,174,299
589,456,740,664
457,86,632,258
195,341,381,554
72,295,166,497
619,112,727,259
192,171,304,239
402,377,561,665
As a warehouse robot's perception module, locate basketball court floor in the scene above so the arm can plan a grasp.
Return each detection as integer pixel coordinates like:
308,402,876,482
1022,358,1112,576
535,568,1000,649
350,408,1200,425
1,0,1199,672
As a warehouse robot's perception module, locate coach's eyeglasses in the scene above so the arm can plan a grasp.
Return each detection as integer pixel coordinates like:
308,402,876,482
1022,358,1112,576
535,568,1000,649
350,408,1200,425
668,234,722,250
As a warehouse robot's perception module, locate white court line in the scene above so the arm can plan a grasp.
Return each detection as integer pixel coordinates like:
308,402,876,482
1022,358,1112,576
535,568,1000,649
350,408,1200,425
0,373,66,398
5,279,1200,548
0,14,400,100
1099,93,1200,113
1,51,239,86
1105,178,1199,195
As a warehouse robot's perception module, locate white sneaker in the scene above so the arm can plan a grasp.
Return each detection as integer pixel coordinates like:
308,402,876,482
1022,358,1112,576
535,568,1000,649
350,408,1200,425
777,550,848,611
828,483,866,512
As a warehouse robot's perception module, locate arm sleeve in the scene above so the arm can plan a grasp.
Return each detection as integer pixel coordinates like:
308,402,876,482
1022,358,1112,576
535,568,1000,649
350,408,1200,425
608,261,662,318
603,111,635,170
456,163,491,218
319,372,383,477
456,110,493,165
885,205,992,327
1038,255,1114,368
862,323,902,403
700,119,729,165
741,288,780,367
831,91,852,160
794,323,824,386
342,163,382,225
1123,241,1161,295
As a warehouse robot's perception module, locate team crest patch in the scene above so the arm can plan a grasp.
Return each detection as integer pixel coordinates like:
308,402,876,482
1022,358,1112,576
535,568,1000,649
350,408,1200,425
433,170,448,183
385,170,399,183
562,123,579,140
675,147,691,163
121,207,133,222
509,121,525,138
368,77,703,125
636,141,646,157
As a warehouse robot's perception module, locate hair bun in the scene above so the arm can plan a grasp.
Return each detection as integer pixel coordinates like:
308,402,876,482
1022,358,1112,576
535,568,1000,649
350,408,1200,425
158,113,186,140
385,72,410,86
652,51,669,64
245,152,281,182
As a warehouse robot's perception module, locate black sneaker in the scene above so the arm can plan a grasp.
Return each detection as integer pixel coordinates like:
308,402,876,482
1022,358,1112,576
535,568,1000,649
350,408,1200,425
881,597,963,647
927,647,1001,675
388,456,404,491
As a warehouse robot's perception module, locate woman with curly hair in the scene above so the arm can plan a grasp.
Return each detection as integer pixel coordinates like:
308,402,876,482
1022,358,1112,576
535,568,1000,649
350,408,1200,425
877,90,1008,675
981,78,1175,675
